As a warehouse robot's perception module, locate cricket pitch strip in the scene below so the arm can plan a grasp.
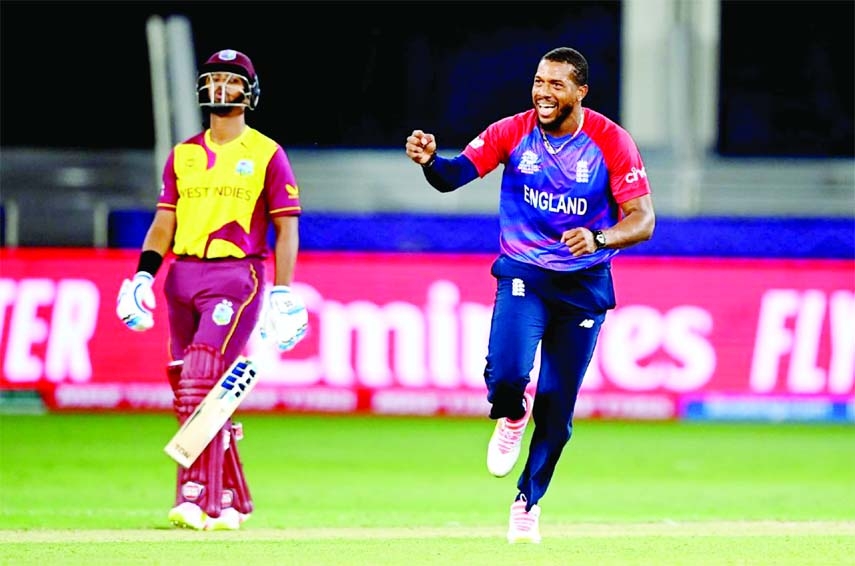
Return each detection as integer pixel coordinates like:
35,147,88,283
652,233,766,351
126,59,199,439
2,521,854,543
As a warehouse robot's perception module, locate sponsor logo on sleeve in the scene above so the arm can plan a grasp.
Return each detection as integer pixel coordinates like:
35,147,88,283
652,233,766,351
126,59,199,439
624,166,647,183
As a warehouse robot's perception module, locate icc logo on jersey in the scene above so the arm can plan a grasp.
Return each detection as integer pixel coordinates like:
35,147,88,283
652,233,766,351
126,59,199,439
235,160,255,176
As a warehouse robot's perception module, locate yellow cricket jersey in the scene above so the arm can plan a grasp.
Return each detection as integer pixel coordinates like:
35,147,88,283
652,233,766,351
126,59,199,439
157,126,301,259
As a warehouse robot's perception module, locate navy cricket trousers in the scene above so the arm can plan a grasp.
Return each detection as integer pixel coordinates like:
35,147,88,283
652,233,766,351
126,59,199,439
483,254,616,507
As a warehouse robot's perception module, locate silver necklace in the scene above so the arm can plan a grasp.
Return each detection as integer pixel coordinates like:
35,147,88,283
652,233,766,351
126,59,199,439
540,112,584,155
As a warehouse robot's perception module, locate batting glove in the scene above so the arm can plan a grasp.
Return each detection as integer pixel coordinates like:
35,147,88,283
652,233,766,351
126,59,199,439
116,271,156,332
260,285,308,351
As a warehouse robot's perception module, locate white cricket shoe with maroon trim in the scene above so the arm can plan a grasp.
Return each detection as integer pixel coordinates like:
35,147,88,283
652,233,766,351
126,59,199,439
205,507,242,531
168,502,208,530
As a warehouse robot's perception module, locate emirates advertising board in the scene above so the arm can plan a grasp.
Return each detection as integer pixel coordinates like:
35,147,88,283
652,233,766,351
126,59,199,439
1,248,853,422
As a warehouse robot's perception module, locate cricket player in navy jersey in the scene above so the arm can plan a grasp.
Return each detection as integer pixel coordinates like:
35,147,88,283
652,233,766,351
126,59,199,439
406,47,655,543
116,49,308,530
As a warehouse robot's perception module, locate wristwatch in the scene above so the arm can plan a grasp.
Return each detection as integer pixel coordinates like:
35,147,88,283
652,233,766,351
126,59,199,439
593,230,607,250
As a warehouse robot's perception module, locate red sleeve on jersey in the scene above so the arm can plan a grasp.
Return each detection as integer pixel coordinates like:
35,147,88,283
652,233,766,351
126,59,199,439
461,110,538,178
584,110,651,204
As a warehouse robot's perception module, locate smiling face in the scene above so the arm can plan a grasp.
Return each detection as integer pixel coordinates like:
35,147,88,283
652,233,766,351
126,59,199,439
531,59,588,134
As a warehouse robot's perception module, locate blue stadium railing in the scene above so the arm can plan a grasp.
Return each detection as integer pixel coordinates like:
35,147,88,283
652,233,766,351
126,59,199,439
106,210,854,260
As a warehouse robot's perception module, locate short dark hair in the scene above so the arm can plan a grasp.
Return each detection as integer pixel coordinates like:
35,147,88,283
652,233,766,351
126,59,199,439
541,47,588,86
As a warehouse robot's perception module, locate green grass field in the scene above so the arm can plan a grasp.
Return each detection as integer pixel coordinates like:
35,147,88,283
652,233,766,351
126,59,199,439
1,413,853,565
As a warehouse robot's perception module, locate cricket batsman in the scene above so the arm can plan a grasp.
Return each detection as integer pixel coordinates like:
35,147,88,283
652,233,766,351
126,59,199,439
116,49,308,530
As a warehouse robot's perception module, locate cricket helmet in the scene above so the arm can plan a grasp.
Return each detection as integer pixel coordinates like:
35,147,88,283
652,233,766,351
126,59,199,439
197,49,261,111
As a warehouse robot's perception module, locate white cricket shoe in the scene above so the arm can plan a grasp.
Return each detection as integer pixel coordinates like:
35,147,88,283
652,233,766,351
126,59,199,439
487,392,534,477
507,496,541,544
205,507,242,531
168,502,208,530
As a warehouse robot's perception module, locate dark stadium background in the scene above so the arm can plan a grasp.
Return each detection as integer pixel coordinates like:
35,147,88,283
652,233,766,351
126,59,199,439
1,0,852,157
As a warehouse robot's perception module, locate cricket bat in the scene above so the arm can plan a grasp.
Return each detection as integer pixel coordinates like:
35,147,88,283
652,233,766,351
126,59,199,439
164,356,258,469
